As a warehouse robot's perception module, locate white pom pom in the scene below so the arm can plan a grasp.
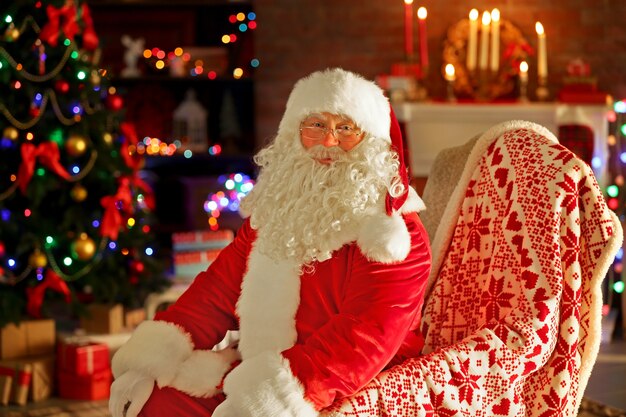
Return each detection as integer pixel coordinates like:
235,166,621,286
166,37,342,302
356,213,411,263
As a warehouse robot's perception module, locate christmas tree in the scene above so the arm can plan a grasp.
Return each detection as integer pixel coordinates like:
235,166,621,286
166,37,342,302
0,0,168,327
604,99,626,337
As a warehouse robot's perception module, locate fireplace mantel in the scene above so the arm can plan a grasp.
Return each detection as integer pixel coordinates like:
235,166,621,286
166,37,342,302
395,102,610,186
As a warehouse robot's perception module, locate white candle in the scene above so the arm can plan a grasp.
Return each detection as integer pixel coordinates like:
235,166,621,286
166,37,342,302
404,0,414,61
417,7,428,70
444,63,456,81
479,11,491,71
467,9,479,71
490,8,500,72
519,61,528,82
536,21,548,78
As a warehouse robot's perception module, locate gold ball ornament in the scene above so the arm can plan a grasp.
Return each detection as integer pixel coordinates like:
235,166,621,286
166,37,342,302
28,250,48,268
103,132,113,146
72,233,96,261
90,71,101,86
5,28,20,42
70,184,88,202
3,126,19,141
65,134,88,157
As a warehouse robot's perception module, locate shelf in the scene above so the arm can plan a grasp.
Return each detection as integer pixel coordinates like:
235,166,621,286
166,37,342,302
395,101,610,184
91,0,256,151
144,154,255,177
89,0,256,259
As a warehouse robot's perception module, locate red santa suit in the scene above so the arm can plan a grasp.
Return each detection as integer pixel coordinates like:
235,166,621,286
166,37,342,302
110,68,432,417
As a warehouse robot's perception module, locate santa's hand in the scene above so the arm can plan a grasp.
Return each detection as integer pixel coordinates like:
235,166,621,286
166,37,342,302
109,370,155,417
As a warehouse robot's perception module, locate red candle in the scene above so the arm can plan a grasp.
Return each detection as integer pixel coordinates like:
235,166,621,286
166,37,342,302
417,7,428,70
404,0,414,61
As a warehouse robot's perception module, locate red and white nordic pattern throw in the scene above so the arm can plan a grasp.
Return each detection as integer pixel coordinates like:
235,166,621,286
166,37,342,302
323,122,622,417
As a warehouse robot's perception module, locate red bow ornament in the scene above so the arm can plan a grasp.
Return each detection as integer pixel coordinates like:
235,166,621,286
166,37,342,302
39,1,80,47
78,3,99,51
39,0,79,46
18,142,71,194
26,270,71,318
100,178,133,241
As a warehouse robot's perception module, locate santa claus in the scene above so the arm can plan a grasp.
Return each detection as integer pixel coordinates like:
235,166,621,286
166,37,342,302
109,68,432,417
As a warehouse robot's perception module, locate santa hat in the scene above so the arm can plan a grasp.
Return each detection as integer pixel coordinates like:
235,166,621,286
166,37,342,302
278,68,410,215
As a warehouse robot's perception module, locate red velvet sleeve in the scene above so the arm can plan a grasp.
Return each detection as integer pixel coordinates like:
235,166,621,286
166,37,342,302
282,213,432,409
154,219,255,350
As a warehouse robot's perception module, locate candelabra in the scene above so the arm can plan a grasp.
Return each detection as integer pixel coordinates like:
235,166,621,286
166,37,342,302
519,76,529,102
475,68,492,102
444,64,456,102
536,76,549,101
446,79,457,102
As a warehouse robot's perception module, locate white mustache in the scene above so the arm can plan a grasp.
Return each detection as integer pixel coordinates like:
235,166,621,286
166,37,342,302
306,145,348,162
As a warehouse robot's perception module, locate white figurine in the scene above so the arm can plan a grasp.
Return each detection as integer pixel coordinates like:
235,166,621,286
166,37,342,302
120,35,145,78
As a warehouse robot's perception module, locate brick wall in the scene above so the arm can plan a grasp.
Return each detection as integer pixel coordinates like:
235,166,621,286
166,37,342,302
254,0,626,147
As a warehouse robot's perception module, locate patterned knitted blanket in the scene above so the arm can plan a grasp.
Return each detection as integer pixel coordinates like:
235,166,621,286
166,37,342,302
324,121,622,417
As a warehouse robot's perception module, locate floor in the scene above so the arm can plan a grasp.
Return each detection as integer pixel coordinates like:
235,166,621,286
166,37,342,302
1,339,625,417
582,337,626,412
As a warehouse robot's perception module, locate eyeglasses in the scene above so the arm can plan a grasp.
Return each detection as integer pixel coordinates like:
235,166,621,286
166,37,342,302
299,123,362,143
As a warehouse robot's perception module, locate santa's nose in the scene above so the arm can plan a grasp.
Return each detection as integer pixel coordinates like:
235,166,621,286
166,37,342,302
322,130,340,147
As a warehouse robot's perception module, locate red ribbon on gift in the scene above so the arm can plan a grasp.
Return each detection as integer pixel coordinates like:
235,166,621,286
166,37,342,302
100,178,133,241
0,366,32,387
25,270,71,319
78,3,99,51
39,2,79,47
17,142,71,194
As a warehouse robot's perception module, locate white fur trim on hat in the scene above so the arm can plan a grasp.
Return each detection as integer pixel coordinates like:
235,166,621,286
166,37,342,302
111,320,193,387
219,351,318,417
169,347,240,398
278,68,390,142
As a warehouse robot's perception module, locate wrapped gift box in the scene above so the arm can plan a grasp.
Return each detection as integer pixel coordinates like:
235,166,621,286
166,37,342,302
124,308,147,329
0,319,55,360
0,362,32,405
57,341,109,376
174,248,222,278
26,355,54,402
0,323,26,360
80,304,124,334
172,229,234,252
57,368,112,400
0,375,11,406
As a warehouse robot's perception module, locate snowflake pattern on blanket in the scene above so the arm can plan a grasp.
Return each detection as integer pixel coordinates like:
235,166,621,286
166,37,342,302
323,126,621,417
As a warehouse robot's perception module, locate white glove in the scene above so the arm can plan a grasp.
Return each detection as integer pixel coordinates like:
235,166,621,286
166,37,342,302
109,370,155,417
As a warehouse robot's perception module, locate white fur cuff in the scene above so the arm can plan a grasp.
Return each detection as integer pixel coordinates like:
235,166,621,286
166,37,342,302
357,213,411,263
221,351,318,417
170,347,240,398
111,320,193,387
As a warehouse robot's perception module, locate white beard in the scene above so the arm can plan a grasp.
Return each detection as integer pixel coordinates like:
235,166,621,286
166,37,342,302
240,135,403,266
